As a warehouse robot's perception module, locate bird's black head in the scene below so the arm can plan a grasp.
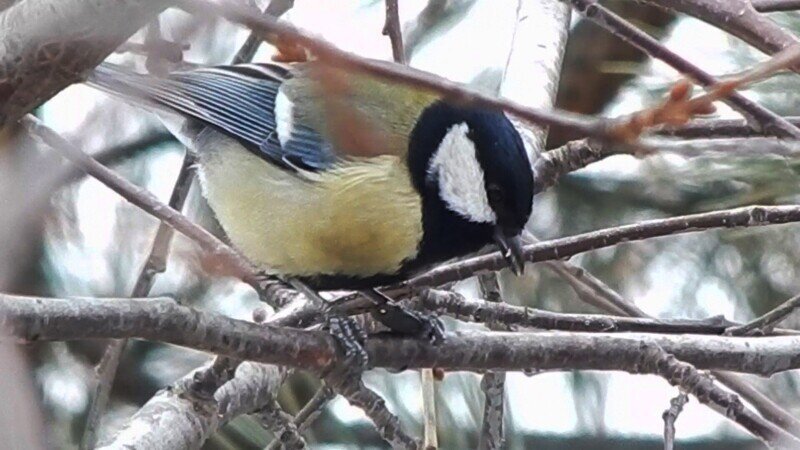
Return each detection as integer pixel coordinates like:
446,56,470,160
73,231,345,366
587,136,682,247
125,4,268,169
406,100,533,274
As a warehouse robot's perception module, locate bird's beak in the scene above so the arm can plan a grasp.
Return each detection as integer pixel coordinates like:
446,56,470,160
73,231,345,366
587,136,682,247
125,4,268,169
493,226,525,276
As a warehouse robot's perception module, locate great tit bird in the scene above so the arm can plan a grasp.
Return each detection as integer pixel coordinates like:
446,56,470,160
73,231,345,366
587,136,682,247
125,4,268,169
88,60,533,340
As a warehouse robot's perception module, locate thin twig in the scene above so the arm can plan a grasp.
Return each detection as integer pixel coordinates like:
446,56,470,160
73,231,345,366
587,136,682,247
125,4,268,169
727,293,800,336
407,204,800,288
19,115,260,287
256,398,306,449
80,151,196,450
657,117,800,139
232,0,295,64
532,139,609,195
543,261,633,316
57,131,176,187
175,0,617,140
640,343,800,449
662,392,689,450
264,385,335,450
420,369,438,450
639,0,800,68
567,0,800,139
713,373,800,438
543,242,800,439
382,0,405,64
419,289,748,335
326,374,419,450
753,0,800,11
477,274,506,450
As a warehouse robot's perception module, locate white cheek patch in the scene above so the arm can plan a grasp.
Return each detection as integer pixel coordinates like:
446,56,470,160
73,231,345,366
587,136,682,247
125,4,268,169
428,123,497,224
274,90,294,147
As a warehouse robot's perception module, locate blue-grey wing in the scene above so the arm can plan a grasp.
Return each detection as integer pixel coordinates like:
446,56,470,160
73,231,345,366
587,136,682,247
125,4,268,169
89,63,335,172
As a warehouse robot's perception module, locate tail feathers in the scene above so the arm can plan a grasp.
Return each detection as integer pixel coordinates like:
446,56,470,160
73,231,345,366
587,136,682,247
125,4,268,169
88,63,213,123
88,63,166,112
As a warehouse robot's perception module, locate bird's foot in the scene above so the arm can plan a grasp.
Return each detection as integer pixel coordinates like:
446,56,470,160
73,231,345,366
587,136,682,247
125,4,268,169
322,313,369,371
288,278,370,373
363,290,446,344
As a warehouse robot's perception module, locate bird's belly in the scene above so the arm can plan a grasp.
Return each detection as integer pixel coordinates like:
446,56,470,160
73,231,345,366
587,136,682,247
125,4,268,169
197,137,423,278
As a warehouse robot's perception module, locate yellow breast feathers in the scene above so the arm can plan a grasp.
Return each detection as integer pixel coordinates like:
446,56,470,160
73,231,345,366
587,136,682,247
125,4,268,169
199,137,423,277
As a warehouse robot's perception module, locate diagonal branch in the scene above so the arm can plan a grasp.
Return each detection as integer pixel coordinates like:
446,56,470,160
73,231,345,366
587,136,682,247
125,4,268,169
81,151,197,450
639,0,800,66
19,115,260,286
327,374,418,450
640,343,799,449
727,293,800,336
566,0,800,138
540,239,800,438
263,384,335,450
174,0,618,140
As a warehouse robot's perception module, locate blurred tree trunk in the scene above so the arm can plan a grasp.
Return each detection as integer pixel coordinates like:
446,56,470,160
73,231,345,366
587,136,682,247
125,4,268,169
0,0,172,127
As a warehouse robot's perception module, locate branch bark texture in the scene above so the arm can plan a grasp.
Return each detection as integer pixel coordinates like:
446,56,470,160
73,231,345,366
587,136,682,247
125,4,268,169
5,295,800,376
0,0,172,126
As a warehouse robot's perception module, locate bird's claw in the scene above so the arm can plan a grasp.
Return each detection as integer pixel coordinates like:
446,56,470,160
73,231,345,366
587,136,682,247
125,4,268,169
370,302,446,344
323,314,369,371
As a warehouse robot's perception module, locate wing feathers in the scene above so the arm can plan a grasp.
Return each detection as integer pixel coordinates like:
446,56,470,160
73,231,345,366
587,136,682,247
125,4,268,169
89,62,332,172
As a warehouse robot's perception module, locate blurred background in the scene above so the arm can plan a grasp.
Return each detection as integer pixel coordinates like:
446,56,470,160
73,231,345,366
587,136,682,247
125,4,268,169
3,0,800,448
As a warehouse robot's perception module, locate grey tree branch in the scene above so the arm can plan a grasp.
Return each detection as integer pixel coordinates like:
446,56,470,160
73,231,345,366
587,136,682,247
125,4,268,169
502,0,571,156
407,204,800,288
566,0,800,138
727,293,800,336
175,0,620,140
263,384,335,450
532,139,608,195
0,0,172,126
477,274,506,450
542,240,800,439
327,375,418,450
7,294,800,376
662,392,689,450
81,151,197,450
99,362,287,450
19,115,262,287
639,344,799,449
712,373,800,439
382,0,405,64
753,0,800,11
420,368,438,450
255,398,306,449
111,287,299,447
638,0,800,65
657,117,800,139
419,289,748,335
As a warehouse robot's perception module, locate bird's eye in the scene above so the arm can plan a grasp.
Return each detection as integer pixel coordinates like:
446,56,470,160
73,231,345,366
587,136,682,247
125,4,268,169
487,184,503,205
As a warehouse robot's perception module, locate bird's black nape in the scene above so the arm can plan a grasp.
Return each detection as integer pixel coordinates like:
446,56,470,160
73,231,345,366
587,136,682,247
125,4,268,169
406,100,534,273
